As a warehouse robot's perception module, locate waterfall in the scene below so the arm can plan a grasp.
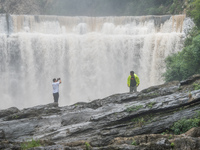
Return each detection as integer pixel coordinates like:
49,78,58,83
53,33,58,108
0,14,194,109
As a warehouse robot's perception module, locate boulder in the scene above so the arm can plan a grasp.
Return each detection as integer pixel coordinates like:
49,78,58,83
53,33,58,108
0,107,19,118
184,127,200,137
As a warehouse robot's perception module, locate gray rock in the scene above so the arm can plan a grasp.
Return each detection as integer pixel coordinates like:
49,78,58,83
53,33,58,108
1,75,200,149
180,74,200,85
30,145,65,150
0,107,19,118
0,129,5,139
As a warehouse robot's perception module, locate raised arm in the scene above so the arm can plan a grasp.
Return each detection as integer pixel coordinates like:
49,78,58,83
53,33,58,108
57,78,62,84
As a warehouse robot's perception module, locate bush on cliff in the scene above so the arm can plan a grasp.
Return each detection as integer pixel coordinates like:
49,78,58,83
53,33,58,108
163,32,200,82
171,111,200,135
21,139,42,150
43,0,186,16
190,0,200,28
163,0,200,82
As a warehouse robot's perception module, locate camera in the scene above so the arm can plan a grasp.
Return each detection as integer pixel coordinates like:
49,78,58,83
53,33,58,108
57,78,61,81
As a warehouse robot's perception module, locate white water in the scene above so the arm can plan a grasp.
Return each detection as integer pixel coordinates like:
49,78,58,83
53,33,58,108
0,14,194,109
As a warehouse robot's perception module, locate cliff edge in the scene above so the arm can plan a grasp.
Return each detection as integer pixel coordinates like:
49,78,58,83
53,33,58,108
1,75,200,149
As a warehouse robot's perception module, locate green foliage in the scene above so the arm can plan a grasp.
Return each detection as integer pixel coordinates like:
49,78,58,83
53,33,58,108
196,110,200,117
150,92,159,97
169,3,176,14
179,107,183,111
12,115,19,119
168,134,173,139
131,139,137,145
190,0,200,28
163,33,200,82
132,117,145,127
163,53,184,81
126,105,143,112
42,0,178,16
193,83,200,90
172,118,200,134
21,139,42,150
161,129,169,135
138,117,145,127
171,142,175,148
184,27,200,47
171,111,200,135
85,142,91,150
163,0,200,82
147,102,156,108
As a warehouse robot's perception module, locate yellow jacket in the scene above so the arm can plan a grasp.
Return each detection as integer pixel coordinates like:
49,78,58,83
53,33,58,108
127,74,140,87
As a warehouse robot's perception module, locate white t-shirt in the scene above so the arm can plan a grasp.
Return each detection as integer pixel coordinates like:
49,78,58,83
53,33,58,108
52,82,60,93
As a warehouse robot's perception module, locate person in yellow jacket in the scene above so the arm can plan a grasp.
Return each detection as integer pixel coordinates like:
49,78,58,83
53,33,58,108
127,71,140,92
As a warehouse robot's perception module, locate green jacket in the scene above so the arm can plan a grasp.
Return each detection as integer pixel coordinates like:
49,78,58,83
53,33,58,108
127,74,140,87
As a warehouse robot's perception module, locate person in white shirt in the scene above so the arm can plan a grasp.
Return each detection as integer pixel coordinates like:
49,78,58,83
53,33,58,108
52,78,61,103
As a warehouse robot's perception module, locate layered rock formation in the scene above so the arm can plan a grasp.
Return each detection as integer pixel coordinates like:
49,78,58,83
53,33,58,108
1,75,200,149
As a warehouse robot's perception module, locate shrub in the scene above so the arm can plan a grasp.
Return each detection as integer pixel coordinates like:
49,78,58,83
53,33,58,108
85,142,91,150
138,117,145,127
193,83,200,90
169,3,176,14
190,0,200,28
126,105,143,112
171,112,200,135
132,117,145,127
168,134,173,139
132,139,137,145
21,139,42,150
147,102,156,108
171,142,175,148
163,33,200,82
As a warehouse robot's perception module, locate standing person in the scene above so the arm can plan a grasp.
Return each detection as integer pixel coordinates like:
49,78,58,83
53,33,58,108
127,71,140,92
52,78,61,103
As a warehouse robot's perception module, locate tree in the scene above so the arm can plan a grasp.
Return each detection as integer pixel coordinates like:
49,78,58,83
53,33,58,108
190,0,200,29
163,33,200,82
42,0,176,16
163,0,200,82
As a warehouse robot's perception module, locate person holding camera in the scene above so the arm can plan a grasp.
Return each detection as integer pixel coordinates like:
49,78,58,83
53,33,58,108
52,78,61,103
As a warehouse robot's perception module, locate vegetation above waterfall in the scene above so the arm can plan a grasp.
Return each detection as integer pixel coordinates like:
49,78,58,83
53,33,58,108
42,0,191,16
163,0,200,82
0,0,195,16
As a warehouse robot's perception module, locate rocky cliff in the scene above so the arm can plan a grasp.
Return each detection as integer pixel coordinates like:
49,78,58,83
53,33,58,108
1,75,200,150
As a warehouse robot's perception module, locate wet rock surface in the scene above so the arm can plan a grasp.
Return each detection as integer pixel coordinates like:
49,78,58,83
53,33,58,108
1,75,200,149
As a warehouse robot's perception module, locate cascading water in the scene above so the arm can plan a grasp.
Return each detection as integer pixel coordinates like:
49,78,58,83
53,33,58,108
0,14,194,109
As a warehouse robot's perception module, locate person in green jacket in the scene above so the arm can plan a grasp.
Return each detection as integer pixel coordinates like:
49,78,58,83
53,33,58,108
127,71,140,92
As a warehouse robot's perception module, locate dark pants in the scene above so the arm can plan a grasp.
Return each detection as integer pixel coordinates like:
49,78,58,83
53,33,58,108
130,86,137,93
53,92,59,103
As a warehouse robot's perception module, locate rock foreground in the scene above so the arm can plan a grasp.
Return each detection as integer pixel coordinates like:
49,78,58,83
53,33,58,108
1,75,200,150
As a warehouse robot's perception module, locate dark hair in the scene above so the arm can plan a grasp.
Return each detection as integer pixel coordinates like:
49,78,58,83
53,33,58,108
130,71,134,74
53,78,56,82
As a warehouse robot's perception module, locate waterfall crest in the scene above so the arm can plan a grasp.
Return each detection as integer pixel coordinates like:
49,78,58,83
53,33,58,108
0,14,194,109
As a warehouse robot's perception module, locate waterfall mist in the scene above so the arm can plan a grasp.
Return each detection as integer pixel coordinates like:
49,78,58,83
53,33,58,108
0,14,193,109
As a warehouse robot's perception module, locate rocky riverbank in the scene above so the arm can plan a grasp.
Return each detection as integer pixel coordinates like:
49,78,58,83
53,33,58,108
1,75,200,150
